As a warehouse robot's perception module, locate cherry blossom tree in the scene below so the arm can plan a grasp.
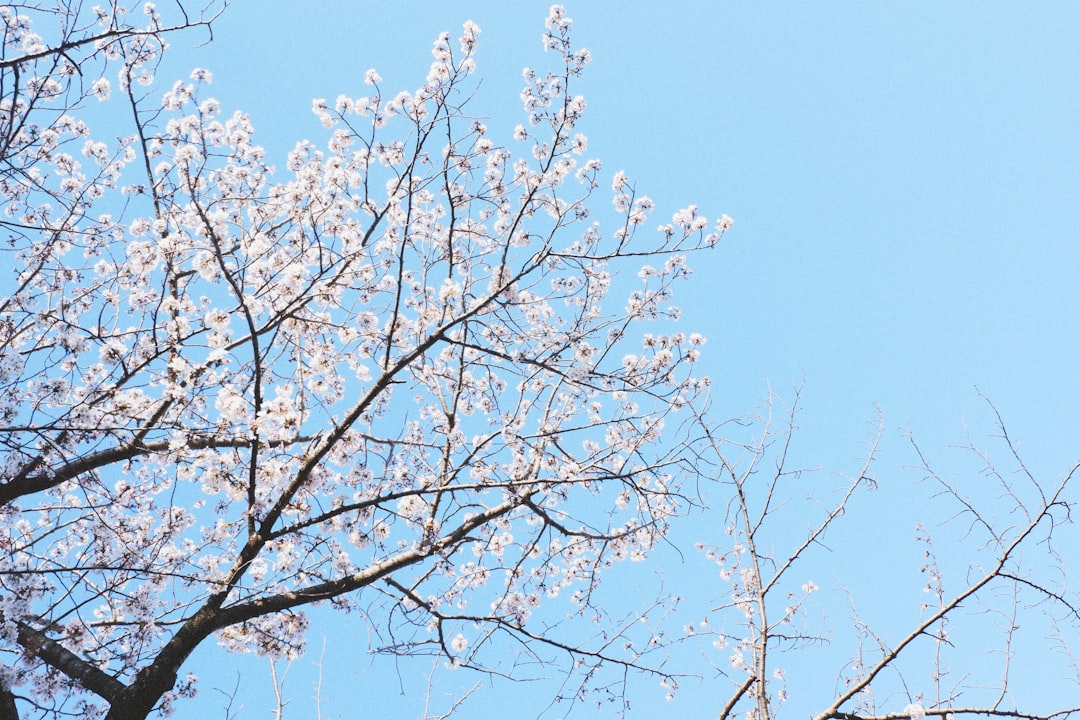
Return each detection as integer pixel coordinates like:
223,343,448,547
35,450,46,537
1,3,730,718
2,3,1079,720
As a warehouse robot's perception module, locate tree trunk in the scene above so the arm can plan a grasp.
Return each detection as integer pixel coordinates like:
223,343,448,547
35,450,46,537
102,666,178,720
0,685,18,720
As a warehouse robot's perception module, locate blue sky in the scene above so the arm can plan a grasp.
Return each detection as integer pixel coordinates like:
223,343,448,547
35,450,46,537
158,3,1080,717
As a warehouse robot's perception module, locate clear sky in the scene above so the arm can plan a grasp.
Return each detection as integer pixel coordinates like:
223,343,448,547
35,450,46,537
153,3,1080,717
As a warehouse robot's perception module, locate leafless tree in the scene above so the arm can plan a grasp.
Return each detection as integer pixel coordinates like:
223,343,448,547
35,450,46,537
695,391,1080,720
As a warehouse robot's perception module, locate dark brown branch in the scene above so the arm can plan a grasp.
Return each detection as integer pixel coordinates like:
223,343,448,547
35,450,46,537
827,708,1080,720
0,431,314,506
718,675,757,720
0,14,221,71
15,621,126,702
215,496,518,627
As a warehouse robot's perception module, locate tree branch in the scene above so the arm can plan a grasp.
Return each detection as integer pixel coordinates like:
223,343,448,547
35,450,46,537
15,620,126,703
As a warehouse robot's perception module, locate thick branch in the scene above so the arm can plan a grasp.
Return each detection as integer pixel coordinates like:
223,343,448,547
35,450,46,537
0,431,314,506
16,621,126,702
